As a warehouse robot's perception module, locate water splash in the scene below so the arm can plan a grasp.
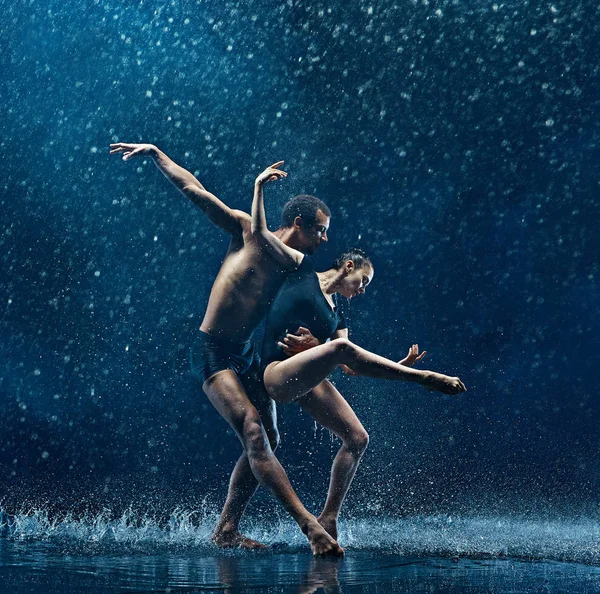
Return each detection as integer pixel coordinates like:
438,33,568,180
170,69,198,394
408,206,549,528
342,516,600,564
1,508,599,564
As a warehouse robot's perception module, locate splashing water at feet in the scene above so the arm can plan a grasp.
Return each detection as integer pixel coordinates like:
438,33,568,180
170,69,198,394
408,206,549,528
2,507,599,563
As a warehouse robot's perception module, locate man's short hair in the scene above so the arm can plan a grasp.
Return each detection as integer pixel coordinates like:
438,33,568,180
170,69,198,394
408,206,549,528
280,194,331,228
333,248,373,271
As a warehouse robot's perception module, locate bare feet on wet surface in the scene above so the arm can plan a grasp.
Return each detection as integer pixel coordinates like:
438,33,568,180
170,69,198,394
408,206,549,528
305,520,344,557
212,529,268,550
317,514,338,541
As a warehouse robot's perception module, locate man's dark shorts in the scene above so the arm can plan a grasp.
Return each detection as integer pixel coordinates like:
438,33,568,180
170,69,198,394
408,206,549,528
190,330,264,400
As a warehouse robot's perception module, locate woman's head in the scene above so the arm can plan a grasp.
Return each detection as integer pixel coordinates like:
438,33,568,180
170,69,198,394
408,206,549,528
332,248,374,299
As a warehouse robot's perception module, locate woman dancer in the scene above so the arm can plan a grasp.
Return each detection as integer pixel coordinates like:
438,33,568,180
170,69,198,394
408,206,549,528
252,163,466,539
252,163,465,403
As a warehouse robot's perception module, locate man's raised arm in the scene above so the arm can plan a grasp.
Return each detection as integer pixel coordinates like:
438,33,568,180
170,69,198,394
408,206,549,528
251,161,303,268
110,143,241,235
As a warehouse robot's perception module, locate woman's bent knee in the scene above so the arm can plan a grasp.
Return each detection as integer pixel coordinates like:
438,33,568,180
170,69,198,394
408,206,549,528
348,429,369,457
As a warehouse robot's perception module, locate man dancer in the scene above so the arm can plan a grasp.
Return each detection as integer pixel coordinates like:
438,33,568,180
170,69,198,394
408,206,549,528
110,143,341,556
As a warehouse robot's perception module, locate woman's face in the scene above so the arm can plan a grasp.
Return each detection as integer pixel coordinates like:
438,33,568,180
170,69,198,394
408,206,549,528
338,262,374,299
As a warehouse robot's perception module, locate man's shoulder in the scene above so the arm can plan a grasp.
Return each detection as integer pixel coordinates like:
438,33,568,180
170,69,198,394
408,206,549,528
231,209,251,226
223,210,250,240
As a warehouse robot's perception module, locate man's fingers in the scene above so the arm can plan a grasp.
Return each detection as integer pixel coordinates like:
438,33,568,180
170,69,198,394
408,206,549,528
277,342,294,355
124,148,145,160
296,326,310,334
270,160,285,169
110,145,134,154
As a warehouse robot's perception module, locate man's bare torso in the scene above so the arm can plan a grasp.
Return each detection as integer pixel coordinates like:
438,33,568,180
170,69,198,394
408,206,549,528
199,211,292,342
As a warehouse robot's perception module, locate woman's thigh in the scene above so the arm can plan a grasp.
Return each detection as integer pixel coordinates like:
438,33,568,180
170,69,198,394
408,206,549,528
264,341,344,403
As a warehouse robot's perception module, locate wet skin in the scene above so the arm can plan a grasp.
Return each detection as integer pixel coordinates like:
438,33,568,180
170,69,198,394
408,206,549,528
110,144,341,557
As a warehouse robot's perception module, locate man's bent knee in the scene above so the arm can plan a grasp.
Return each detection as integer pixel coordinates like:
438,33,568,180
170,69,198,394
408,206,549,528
242,416,272,458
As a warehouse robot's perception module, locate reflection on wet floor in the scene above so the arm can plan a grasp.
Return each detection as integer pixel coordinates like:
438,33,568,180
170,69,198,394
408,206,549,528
1,540,600,594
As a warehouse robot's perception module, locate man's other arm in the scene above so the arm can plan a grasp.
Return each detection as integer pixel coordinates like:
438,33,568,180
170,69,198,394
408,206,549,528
110,143,241,235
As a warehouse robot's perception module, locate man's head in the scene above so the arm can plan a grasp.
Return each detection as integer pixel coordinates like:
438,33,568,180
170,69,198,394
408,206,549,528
280,194,331,254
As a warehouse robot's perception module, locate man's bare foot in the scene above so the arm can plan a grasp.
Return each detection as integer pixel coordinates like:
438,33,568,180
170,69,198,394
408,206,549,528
212,529,268,550
305,520,344,557
317,514,338,541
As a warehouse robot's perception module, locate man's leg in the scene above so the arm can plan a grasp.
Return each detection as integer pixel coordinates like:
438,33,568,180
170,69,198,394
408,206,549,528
298,380,369,541
212,452,259,548
212,397,279,548
203,369,343,556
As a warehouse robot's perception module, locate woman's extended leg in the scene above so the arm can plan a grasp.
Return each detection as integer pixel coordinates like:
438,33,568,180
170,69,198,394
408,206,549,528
263,337,465,403
298,380,369,540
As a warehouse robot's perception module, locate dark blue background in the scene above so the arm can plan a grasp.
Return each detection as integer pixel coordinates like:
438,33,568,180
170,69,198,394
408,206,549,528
1,0,598,518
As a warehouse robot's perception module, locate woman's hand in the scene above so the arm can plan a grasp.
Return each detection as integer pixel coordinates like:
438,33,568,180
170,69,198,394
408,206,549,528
399,344,427,367
339,364,359,376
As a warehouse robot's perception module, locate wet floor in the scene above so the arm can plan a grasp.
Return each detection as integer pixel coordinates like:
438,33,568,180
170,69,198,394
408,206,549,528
2,539,600,593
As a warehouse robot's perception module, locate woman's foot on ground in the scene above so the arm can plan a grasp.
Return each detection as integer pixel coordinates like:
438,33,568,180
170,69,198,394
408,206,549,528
305,521,344,557
317,514,338,541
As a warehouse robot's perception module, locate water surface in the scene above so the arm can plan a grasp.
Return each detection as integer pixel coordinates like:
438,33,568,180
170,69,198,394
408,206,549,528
2,510,599,593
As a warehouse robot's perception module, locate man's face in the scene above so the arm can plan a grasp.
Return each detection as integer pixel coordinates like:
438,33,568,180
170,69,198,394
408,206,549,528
299,209,330,254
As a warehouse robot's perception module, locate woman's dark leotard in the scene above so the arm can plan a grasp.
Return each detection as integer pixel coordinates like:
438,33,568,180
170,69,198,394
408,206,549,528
261,256,346,367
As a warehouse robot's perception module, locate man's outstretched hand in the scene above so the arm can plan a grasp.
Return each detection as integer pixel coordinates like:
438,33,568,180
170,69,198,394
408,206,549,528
255,161,287,186
110,143,156,160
